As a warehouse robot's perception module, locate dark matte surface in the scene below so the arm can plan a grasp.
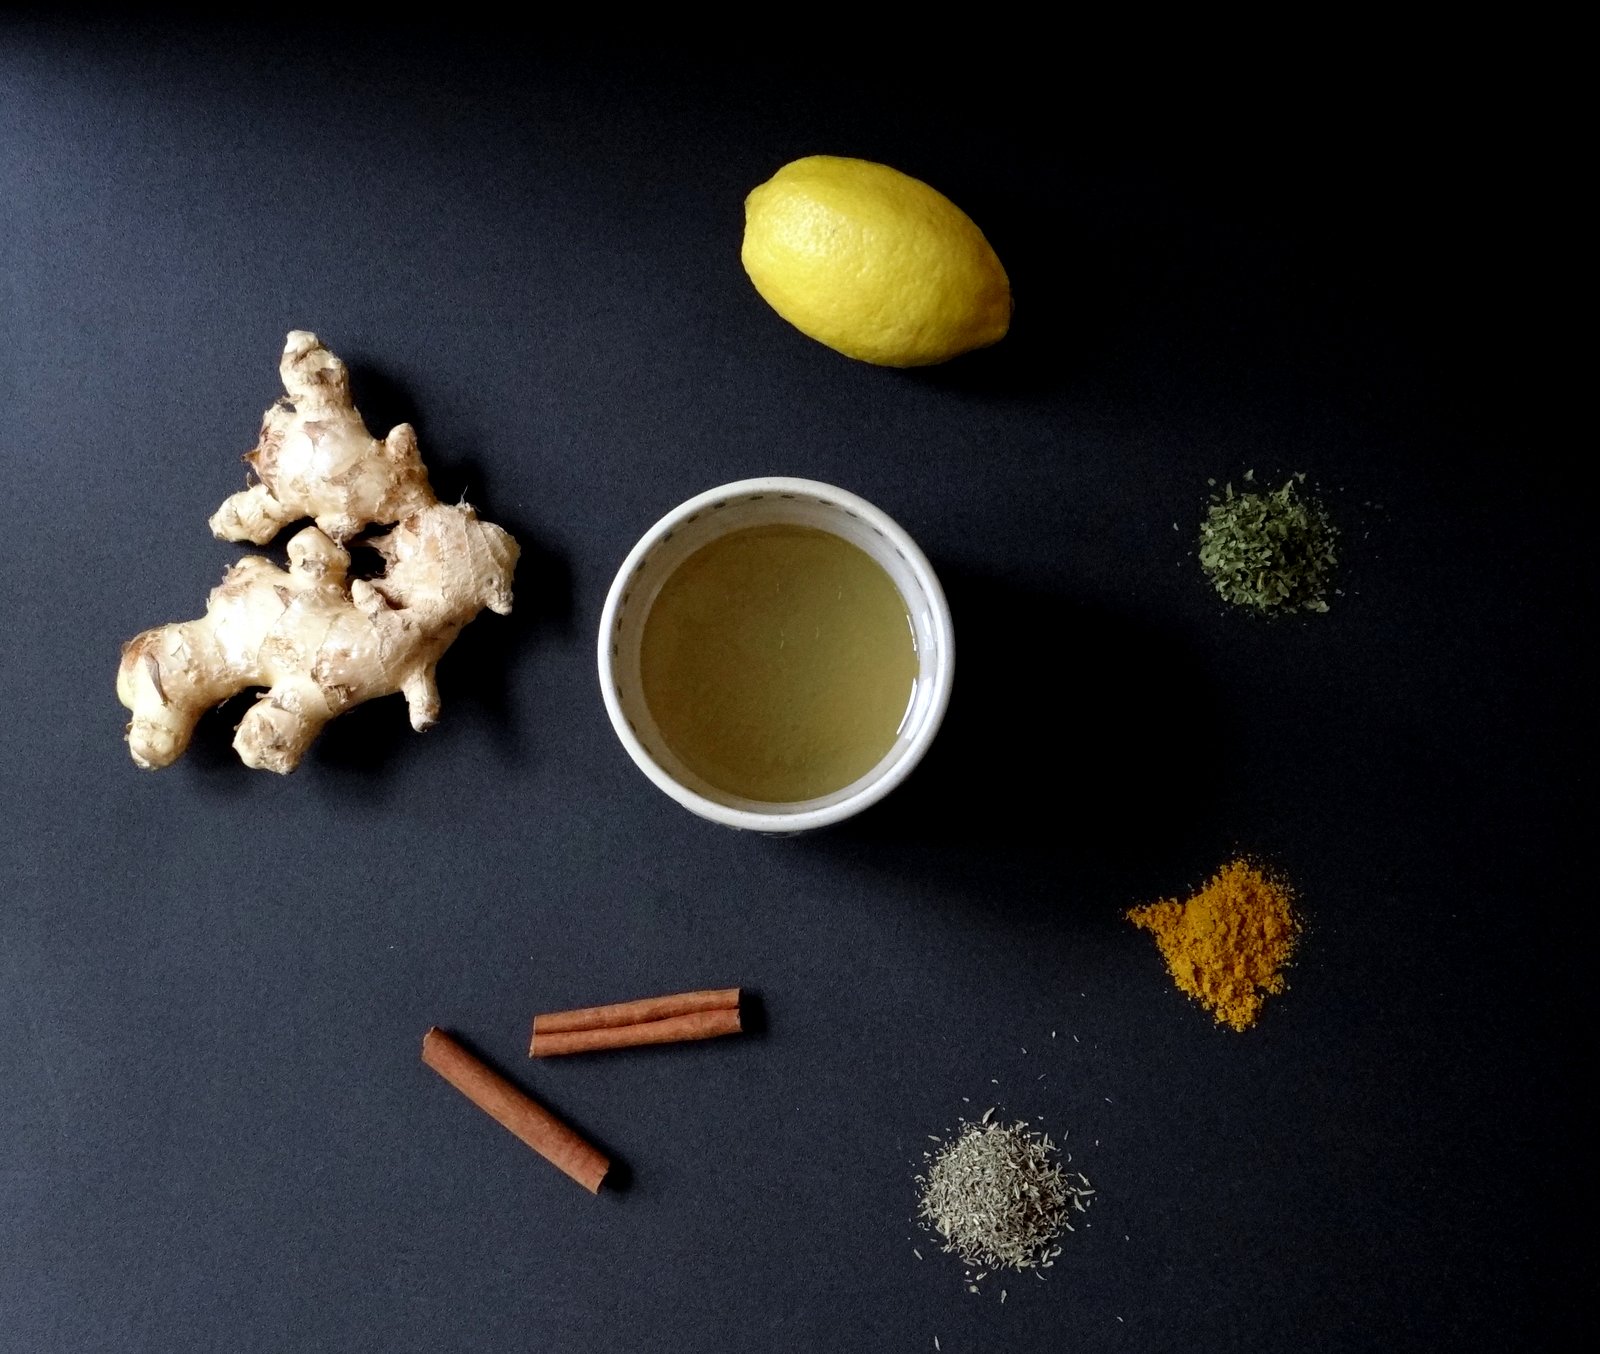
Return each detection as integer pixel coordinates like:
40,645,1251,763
0,26,1583,1353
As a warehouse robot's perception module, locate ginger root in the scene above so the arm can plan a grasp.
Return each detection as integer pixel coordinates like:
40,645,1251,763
208,330,436,547
118,332,519,773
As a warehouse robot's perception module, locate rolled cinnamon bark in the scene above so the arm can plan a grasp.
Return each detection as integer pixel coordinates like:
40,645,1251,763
530,1006,743,1057
533,987,741,1036
421,1028,609,1193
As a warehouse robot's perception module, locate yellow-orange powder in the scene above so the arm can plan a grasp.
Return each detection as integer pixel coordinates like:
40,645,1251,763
1127,858,1299,1031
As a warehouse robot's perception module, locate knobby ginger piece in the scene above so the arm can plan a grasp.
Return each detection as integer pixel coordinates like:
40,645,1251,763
208,330,436,546
117,332,520,773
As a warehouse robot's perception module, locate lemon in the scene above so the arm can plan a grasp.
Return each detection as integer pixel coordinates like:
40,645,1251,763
741,155,1011,367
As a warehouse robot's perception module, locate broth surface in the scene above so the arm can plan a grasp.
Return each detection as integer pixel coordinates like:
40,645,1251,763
640,524,917,802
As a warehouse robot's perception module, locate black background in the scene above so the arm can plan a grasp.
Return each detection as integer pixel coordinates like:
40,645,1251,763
1,22,1585,1353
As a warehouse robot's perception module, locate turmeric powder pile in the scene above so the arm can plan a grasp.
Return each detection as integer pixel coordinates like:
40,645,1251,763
1127,858,1299,1031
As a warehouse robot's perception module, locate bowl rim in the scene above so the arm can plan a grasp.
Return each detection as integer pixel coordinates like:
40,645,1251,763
596,476,955,832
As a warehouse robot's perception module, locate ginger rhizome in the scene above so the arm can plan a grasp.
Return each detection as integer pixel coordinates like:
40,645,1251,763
118,331,519,773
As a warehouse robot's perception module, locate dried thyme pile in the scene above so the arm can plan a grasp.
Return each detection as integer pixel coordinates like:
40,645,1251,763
1198,473,1338,613
916,1114,1093,1282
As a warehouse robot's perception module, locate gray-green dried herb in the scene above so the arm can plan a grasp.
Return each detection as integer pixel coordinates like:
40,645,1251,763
1198,474,1338,613
916,1117,1094,1279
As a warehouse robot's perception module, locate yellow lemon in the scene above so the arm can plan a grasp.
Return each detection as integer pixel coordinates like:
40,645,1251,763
741,155,1012,367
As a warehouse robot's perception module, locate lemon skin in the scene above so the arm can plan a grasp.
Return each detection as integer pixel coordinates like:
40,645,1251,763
741,155,1012,367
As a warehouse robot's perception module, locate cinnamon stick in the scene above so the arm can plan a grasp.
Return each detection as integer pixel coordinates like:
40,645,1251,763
531,1006,742,1057
533,987,741,1036
421,1028,609,1193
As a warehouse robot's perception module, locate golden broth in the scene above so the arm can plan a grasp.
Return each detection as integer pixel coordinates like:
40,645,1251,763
639,524,917,802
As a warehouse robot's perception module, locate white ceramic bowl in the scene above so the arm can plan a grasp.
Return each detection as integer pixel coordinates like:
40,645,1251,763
598,477,954,832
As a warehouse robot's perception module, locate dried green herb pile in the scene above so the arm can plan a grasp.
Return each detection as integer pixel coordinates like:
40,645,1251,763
916,1115,1094,1279
1198,474,1338,613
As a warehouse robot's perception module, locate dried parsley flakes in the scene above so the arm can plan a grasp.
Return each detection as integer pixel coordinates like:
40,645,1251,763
916,1116,1094,1280
1198,474,1338,613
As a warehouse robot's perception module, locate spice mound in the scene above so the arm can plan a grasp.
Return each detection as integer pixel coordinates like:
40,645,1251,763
917,1117,1093,1280
1128,857,1299,1031
1198,474,1337,613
